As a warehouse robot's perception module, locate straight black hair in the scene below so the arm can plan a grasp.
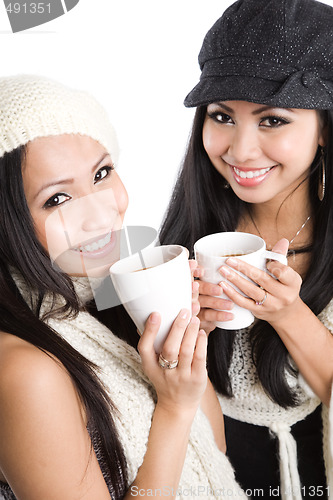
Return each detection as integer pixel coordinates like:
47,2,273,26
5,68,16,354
159,106,333,408
0,146,129,497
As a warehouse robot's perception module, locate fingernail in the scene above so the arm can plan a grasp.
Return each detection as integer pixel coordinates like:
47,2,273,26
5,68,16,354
226,258,238,266
180,309,190,320
220,266,232,277
190,316,200,324
150,312,160,324
192,281,199,291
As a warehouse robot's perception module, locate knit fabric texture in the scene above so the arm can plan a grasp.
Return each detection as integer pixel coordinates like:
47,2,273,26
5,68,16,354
0,75,119,163
184,0,333,109
219,304,333,500
0,274,248,499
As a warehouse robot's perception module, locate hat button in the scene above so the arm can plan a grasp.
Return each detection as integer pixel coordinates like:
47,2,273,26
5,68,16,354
301,71,317,88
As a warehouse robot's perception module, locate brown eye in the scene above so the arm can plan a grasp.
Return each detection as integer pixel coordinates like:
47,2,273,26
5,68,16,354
260,116,289,128
43,193,71,209
94,166,113,183
207,111,233,124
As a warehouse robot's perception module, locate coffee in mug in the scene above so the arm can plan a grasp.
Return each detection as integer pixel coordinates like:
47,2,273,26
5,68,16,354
221,252,249,257
133,266,155,272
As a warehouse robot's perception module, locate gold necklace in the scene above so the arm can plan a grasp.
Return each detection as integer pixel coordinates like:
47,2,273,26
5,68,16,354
248,210,311,247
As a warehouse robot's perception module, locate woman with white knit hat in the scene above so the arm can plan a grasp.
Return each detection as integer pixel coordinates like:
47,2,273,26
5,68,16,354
0,75,247,500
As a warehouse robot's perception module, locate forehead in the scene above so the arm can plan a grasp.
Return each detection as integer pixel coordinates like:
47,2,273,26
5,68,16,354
25,134,107,166
23,134,109,182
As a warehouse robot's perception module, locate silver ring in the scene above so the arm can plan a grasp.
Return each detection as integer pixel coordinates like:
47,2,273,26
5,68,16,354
158,353,179,369
255,289,268,306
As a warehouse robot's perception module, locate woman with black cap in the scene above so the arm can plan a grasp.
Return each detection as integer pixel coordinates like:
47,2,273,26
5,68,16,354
159,0,333,498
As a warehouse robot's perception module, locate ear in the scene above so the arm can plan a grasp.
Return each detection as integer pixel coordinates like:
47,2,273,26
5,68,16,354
318,131,327,148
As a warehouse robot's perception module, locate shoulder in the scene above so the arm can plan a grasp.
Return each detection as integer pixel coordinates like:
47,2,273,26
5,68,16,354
0,331,74,400
0,331,86,437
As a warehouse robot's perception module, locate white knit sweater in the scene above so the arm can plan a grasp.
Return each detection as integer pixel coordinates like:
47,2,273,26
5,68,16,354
39,278,247,499
219,300,333,500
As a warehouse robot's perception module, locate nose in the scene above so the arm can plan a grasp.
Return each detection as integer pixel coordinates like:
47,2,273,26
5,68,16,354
228,125,262,164
80,191,118,233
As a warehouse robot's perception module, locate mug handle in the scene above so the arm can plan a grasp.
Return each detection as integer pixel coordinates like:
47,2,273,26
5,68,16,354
264,250,287,266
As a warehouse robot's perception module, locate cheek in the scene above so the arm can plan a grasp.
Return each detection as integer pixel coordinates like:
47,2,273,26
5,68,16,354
43,210,77,261
113,177,129,219
265,126,317,164
267,136,294,161
273,129,319,170
202,123,227,158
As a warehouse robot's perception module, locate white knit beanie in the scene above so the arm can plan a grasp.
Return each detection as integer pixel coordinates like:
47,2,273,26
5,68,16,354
0,74,119,163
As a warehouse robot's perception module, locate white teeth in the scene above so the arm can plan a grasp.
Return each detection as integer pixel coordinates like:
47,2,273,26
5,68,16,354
74,231,112,253
233,167,271,179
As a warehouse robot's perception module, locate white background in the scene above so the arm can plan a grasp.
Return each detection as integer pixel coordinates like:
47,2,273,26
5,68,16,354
1,0,333,232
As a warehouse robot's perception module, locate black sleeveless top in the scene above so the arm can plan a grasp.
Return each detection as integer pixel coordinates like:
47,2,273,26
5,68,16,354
224,405,328,499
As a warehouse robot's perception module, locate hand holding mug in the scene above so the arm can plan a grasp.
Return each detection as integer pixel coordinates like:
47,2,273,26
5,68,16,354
194,232,288,330
138,310,207,415
194,267,235,334
219,239,303,326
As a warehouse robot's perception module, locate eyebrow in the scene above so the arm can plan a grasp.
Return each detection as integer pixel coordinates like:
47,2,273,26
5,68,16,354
212,102,295,115
33,153,111,201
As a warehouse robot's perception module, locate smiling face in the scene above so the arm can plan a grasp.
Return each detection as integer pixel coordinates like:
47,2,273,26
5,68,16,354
202,100,326,206
22,134,128,277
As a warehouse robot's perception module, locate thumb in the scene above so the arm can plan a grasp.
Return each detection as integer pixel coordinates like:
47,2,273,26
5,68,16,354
271,238,289,256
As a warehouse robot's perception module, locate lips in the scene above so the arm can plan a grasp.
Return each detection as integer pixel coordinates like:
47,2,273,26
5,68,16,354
73,231,112,253
229,164,276,186
71,230,118,260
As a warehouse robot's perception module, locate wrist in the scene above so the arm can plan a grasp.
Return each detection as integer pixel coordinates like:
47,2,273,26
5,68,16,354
269,297,307,333
155,400,199,423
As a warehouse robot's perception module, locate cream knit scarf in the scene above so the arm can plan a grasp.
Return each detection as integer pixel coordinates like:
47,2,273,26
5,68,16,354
220,302,333,500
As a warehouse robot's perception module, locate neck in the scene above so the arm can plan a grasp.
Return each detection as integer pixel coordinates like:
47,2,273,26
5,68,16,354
243,183,313,250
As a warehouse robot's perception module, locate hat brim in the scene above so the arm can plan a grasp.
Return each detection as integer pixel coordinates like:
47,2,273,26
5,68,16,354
184,75,333,109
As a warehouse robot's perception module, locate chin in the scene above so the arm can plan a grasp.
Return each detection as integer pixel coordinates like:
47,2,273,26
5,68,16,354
76,265,114,279
230,185,273,204
53,252,119,278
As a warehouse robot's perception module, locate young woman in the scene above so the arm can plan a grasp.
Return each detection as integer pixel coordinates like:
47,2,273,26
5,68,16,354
159,0,333,498
0,75,246,500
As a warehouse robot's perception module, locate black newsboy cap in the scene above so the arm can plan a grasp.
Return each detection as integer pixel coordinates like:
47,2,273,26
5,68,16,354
184,0,333,109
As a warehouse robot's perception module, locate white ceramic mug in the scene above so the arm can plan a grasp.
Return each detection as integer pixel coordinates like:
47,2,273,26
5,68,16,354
194,232,287,330
109,245,192,353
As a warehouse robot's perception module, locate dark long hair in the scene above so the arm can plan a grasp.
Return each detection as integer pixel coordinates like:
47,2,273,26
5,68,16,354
159,106,333,408
0,147,129,497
